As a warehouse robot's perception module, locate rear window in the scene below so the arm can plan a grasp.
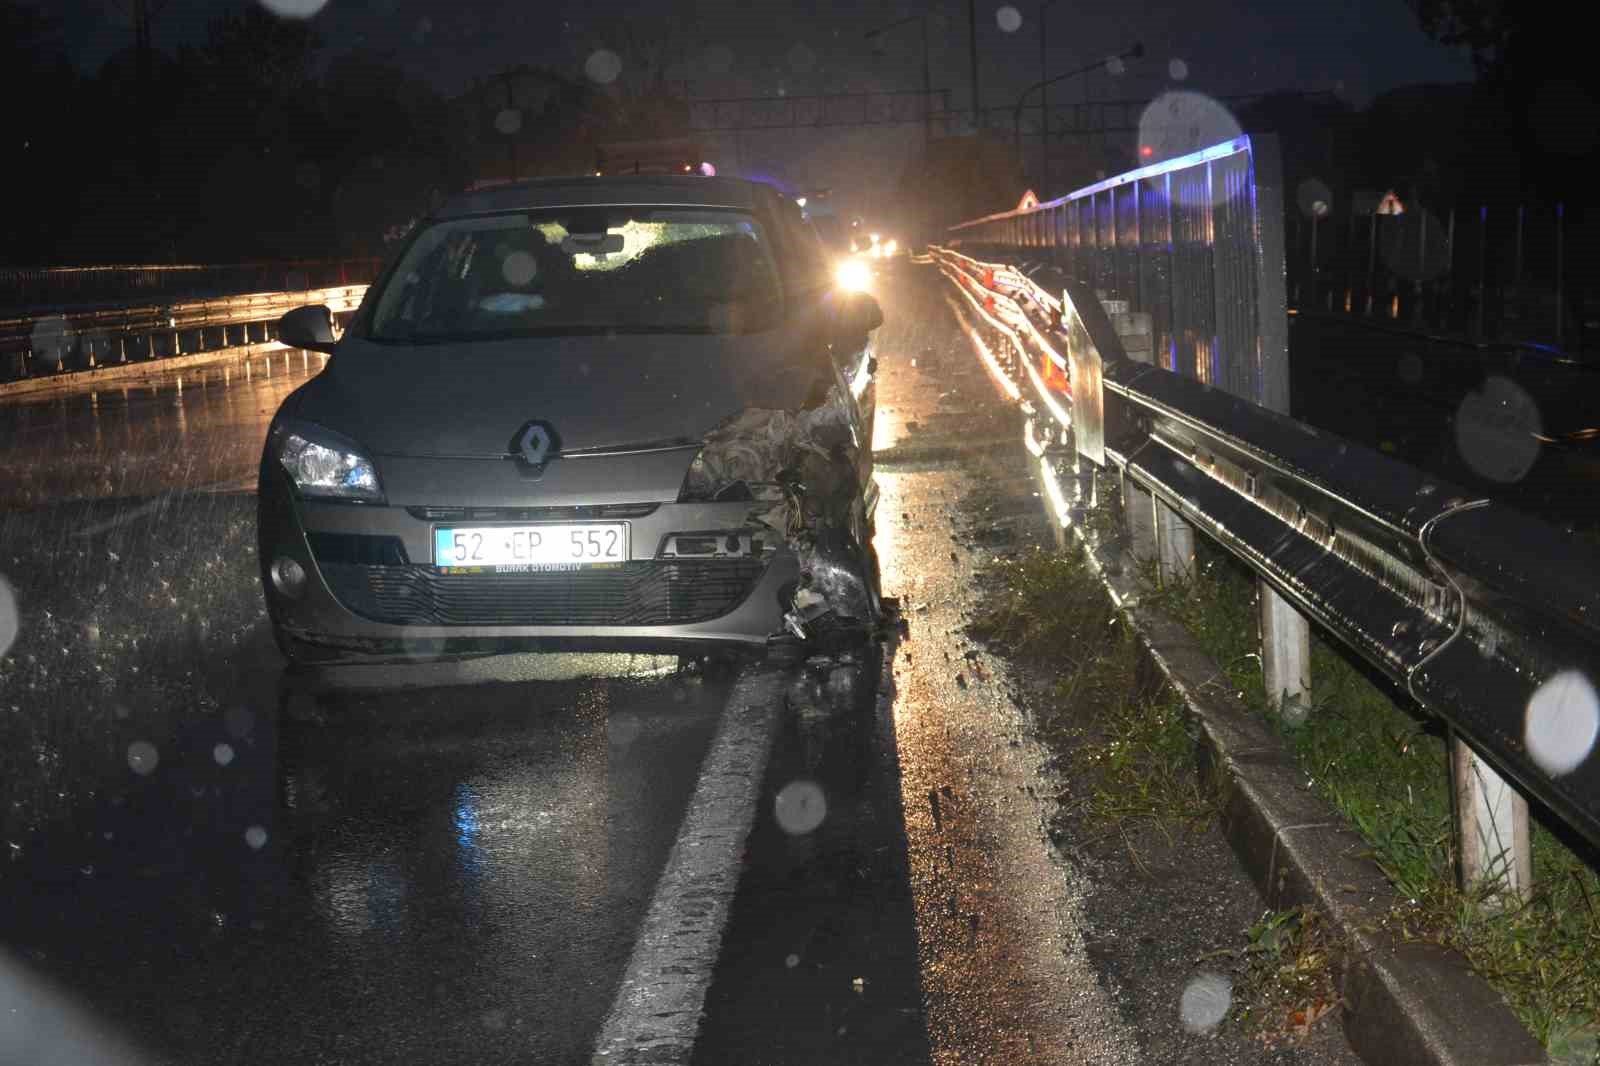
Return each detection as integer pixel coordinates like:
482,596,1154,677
366,206,783,342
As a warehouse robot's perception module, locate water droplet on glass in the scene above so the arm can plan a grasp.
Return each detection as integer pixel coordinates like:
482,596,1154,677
257,0,328,17
995,5,1023,33
785,953,800,968
126,741,159,776
1454,375,1541,483
774,780,827,835
1168,57,1189,81
1397,352,1424,385
787,42,816,73
1525,670,1599,777
1179,971,1232,1032
702,43,734,74
501,250,537,286
214,743,236,767
0,575,18,660
585,49,623,85
493,108,522,136
244,825,269,850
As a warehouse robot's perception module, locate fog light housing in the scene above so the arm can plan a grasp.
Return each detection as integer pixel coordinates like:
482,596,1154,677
271,556,308,599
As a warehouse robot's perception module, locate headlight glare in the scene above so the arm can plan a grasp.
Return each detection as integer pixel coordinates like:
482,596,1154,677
275,421,384,502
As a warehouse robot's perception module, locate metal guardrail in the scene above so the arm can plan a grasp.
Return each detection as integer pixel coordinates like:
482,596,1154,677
949,136,1290,415
0,286,368,383
0,260,381,315
931,243,1600,857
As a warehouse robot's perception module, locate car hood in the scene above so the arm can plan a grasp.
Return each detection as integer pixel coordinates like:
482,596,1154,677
291,322,831,457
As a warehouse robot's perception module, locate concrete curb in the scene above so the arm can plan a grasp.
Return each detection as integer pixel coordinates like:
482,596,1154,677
0,342,301,400
1057,495,1549,1066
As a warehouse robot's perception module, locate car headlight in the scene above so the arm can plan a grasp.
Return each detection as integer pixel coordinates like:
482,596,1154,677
835,258,871,293
271,418,384,502
884,239,898,256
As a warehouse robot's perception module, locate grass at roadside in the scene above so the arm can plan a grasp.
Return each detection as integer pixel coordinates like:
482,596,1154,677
969,533,1600,1057
967,546,1220,846
1141,539,1600,1057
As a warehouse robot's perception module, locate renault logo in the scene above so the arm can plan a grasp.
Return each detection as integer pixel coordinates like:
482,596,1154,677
510,420,561,471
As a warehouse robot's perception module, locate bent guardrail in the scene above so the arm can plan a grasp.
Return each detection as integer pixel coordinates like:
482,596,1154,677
930,244,1600,872
0,285,368,385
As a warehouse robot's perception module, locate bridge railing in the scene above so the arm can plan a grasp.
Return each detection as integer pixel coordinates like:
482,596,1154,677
0,285,369,385
0,259,381,316
936,137,1600,902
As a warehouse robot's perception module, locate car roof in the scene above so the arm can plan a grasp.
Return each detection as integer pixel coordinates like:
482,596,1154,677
436,176,764,219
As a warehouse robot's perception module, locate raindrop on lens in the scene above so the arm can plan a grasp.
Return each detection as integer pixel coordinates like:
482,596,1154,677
214,743,236,767
1168,58,1189,81
1525,671,1599,776
501,251,537,286
1179,971,1232,1032
774,780,827,835
995,5,1023,32
1454,375,1541,483
1398,352,1423,385
244,826,269,850
1105,55,1126,76
0,575,18,660
257,0,327,17
126,741,159,776
585,49,623,85
493,108,522,136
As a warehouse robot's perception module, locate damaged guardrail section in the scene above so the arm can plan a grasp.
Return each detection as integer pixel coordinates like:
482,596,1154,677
929,243,1600,868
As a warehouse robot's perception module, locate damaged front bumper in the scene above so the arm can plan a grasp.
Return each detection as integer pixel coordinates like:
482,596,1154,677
680,385,881,648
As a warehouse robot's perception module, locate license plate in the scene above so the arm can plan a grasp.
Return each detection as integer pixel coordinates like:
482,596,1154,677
434,523,629,572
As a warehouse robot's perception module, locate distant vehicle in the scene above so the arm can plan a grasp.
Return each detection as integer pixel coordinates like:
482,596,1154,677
260,175,885,665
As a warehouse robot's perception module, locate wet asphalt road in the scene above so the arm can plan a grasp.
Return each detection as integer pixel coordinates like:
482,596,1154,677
0,264,1371,1065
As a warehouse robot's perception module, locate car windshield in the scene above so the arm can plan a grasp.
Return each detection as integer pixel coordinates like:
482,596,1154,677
368,207,783,341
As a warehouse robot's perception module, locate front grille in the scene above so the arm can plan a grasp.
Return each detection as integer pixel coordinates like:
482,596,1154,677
319,559,768,627
406,503,659,522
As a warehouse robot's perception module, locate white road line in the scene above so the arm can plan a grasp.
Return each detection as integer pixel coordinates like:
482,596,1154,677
71,477,254,538
590,665,787,1065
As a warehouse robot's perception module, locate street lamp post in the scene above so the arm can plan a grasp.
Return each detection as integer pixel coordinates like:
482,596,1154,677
1014,43,1144,176
865,14,933,147
1039,0,1066,185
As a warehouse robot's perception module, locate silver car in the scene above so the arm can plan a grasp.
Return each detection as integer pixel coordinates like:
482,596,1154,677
258,175,884,666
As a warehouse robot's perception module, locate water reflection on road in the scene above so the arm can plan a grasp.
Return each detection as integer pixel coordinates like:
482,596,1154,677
0,351,324,508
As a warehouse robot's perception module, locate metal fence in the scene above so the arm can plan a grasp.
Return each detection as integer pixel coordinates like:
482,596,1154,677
1287,198,1596,354
0,260,382,315
948,135,1289,413
932,242,1600,884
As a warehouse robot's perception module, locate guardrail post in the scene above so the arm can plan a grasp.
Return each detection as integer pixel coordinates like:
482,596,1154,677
1155,502,1194,584
1122,472,1157,566
1452,732,1532,904
1260,586,1311,721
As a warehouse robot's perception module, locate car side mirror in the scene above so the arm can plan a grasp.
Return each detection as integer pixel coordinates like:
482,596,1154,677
278,304,339,354
840,292,884,335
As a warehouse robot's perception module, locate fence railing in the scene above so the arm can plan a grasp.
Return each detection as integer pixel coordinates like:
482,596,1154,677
1287,199,1593,354
930,243,1600,894
949,135,1291,413
0,286,369,384
0,260,382,316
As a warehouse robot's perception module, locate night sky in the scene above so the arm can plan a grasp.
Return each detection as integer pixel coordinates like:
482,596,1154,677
58,0,1471,109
